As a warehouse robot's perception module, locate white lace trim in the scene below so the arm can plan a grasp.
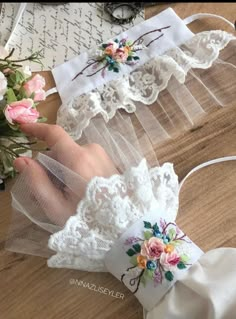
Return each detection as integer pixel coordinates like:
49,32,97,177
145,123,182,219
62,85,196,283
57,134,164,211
47,158,179,271
56,30,236,140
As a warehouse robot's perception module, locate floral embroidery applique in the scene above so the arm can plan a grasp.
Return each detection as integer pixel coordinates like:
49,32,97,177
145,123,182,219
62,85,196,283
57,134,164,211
121,219,191,294
72,26,170,81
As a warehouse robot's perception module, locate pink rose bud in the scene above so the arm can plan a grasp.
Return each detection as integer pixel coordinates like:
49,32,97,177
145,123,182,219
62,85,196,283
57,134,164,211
23,74,46,102
4,98,39,125
160,252,180,271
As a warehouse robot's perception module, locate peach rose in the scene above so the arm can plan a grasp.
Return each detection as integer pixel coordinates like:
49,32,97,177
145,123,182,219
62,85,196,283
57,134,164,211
23,74,46,102
160,252,180,271
141,237,165,260
4,98,39,124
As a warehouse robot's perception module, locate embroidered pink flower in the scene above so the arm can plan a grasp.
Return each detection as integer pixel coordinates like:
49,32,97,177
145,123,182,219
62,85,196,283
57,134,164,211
23,74,46,102
113,48,129,63
4,98,39,125
0,71,7,100
141,237,165,259
160,252,180,271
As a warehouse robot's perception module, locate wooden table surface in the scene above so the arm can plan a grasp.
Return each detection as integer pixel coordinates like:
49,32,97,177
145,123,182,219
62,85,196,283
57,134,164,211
1,3,236,319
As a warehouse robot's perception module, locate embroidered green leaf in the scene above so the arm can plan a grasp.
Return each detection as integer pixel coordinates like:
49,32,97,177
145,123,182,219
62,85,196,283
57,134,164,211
130,255,138,266
126,248,136,257
168,228,176,241
165,271,174,281
113,67,119,73
108,64,114,71
180,254,190,263
126,40,132,46
144,221,152,229
144,230,153,240
133,56,140,60
102,43,108,48
152,223,159,232
132,243,141,253
144,269,154,280
171,239,183,246
177,261,187,269
127,56,133,61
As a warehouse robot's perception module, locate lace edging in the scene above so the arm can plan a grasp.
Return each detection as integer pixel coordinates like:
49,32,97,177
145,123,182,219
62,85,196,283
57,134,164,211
47,159,179,271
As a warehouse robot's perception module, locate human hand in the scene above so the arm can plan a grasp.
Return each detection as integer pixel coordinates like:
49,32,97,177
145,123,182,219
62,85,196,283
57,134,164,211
13,123,118,226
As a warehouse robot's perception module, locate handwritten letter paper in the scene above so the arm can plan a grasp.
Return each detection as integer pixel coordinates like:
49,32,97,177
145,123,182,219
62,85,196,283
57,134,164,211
0,3,144,71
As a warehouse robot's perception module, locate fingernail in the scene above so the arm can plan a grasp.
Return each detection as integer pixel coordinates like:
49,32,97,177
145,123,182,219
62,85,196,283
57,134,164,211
13,158,29,173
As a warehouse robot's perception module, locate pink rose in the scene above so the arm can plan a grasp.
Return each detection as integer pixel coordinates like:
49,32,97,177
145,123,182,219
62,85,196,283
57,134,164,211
113,48,128,63
4,98,39,125
141,238,165,260
23,74,46,102
160,252,180,271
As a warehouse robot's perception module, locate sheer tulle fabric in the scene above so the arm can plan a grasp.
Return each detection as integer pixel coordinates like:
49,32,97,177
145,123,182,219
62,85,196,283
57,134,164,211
5,120,163,260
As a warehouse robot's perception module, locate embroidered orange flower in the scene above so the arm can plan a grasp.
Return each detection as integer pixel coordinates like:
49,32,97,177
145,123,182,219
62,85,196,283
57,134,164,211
164,244,175,254
137,255,147,269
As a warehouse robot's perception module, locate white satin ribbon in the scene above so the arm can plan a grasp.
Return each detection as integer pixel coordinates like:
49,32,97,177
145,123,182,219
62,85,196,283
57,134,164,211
183,13,235,30
179,156,236,192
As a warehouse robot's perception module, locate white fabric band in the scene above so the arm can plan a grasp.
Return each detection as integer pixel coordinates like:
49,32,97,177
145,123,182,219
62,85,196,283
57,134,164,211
179,156,236,192
105,210,203,311
52,8,194,103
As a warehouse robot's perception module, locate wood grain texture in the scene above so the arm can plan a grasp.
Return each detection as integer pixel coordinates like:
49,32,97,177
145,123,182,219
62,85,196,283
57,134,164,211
0,3,236,319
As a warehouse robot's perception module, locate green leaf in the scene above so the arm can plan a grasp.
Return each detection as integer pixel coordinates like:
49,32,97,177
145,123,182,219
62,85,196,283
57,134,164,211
15,70,25,84
152,223,159,232
102,43,108,48
180,254,190,263
37,117,47,123
144,230,153,240
133,56,140,60
7,73,16,87
113,67,119,73
177,261,187,270
165,271,174,281
144,221,152,229
126,249,136,257
127,56,133,61
144,269,154,280
130,255,138,266
132,243,141,253
108,64,114,71
168,228,176,241
6,88,17,104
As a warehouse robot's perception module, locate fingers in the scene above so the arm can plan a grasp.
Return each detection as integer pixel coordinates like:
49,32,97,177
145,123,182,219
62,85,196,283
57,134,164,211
13,157,74,226
20,123,78,149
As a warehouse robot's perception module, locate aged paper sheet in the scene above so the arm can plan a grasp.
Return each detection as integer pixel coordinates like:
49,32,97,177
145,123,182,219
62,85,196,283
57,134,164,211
0,3,144,71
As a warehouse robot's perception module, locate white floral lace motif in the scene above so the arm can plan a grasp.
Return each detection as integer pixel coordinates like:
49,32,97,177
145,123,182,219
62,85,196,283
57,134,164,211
56,30,236,140
47,159,179,271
